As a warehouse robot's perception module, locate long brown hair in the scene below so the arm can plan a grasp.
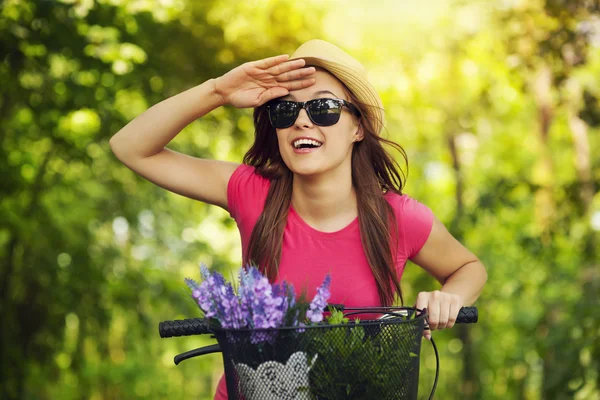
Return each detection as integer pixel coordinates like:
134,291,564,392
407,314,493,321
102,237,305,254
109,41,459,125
243,82,408,306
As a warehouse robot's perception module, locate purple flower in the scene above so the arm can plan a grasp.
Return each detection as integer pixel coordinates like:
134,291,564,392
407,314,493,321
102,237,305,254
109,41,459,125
238,267,258,326
188,264,245,329
232,267,290,343
306,274,332,323
185,277,200,292
185,278,206,304
185,264,330,343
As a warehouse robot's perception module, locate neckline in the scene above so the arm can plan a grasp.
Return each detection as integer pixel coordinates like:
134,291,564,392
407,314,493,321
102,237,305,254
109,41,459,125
289,206,359,238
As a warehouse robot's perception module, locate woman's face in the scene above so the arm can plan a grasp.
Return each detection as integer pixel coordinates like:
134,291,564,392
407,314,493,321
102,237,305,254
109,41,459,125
275,69,362,179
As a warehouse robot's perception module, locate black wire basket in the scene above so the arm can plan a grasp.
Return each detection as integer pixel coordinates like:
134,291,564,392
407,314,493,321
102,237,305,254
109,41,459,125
212,308,426,400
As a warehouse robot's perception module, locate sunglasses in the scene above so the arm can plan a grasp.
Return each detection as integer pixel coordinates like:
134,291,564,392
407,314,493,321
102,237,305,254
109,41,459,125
266,98,360,129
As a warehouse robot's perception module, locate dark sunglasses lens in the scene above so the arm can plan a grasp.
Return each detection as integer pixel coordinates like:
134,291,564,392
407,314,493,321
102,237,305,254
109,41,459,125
269,102,298,128
308,99,342,126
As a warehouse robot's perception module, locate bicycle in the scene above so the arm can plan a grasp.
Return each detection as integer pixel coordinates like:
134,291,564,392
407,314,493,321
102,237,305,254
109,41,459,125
159,304,478,399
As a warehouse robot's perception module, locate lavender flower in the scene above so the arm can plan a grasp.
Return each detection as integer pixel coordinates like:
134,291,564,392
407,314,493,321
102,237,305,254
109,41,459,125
186,264,244,329
184,278,202,300
237,267,256,328
241,267,289,343
185,264,333,344
306,275,332,323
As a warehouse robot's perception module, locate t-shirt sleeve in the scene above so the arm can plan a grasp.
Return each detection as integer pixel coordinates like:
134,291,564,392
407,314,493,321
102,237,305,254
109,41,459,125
400,196,434,259
226,163,270,222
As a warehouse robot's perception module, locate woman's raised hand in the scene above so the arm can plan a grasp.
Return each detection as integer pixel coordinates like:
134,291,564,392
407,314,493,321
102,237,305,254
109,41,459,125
213,55,316,108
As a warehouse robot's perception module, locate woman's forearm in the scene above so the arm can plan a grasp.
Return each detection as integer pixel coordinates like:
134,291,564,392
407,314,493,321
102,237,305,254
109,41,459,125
109,78,224,160
440,260,487,306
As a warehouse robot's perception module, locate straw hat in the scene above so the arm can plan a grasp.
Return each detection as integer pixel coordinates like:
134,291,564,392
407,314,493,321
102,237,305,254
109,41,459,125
290,39,385,134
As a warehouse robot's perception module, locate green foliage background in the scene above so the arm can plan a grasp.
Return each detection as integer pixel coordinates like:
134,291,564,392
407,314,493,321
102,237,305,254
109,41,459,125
1,0,599,399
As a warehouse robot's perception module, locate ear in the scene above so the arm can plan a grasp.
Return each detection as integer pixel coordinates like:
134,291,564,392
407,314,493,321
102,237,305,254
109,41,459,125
353,123,365,142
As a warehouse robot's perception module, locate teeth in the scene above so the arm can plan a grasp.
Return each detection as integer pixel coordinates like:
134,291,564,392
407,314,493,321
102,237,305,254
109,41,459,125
293,139,323,149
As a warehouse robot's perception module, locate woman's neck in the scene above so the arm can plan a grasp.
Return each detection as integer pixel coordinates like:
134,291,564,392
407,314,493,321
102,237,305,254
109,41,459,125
291,169,357,232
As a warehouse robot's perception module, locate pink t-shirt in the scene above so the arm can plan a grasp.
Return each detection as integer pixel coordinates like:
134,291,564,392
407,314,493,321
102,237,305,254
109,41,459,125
214,164,434,400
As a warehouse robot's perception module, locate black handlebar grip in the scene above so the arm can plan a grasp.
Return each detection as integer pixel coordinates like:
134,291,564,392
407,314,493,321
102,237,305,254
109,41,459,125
456,307,478,323
159,318,211,338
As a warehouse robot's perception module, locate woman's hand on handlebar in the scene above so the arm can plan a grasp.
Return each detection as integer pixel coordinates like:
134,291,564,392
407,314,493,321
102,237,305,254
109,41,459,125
213,55,316,108
416,290,464,340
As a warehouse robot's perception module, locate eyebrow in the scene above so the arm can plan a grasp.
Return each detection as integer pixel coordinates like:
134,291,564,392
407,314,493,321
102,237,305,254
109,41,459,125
282,90,341,100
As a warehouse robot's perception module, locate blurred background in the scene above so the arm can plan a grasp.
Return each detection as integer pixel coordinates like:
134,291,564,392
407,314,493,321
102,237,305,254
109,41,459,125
1,0,599,399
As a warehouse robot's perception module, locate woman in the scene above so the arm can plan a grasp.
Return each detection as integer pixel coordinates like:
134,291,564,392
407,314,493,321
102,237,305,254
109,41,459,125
110,39,487,399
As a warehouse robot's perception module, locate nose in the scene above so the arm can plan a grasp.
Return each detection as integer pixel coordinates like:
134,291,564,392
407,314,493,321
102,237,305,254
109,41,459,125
294,107,313,128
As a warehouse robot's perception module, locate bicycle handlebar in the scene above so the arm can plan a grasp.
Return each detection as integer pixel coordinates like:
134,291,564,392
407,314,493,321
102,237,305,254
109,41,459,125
455,306,478,323
159,318,211,338
159,306,478,338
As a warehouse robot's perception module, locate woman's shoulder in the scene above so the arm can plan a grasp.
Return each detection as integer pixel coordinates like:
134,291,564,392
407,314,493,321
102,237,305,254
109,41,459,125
227,164,271,220
231,163,262,177
385,191,434,226
229,163,271,187
384,191,424,211
385,191,434,258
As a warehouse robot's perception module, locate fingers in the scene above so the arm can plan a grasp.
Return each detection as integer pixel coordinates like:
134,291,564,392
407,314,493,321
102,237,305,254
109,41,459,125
257,87,290,104
415,292,429,315
258,78,316,104
279,77,316,91
266,58,309,77
275,66,316,83
273,64,316,91
251,56,316,94
438,297,450,330
254,54,291,70
415,292,432,340
427,291,441,331
447,299,460,329
416,290,463,340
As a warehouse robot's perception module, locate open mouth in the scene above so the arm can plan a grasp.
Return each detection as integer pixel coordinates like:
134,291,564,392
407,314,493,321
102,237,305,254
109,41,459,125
292,138,323,149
